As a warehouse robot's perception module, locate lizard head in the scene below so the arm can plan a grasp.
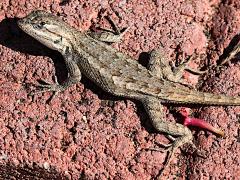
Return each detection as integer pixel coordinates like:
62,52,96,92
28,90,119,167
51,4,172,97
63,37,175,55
18,10,75,53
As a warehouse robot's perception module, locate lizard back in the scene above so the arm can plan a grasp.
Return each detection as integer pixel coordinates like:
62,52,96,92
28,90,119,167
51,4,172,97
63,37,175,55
74,33,240,106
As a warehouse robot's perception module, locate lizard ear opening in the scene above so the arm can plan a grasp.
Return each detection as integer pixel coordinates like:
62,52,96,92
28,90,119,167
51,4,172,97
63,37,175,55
54,37,62,44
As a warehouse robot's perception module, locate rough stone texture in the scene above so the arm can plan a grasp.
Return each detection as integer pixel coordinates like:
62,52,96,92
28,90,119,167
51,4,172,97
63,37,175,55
0,0,239,179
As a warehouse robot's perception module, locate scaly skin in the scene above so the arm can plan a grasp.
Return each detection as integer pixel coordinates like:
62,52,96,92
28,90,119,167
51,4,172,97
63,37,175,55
18,10,240,178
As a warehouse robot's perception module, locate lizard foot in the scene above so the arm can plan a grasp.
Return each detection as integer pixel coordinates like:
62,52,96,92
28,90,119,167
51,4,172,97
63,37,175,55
147,137,206,179
155,135,193,179
30,75,65,98
144,131,193,179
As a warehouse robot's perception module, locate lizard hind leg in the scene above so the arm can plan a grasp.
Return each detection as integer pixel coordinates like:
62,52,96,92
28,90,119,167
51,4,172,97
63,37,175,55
148,49,206,83
142,97,193,178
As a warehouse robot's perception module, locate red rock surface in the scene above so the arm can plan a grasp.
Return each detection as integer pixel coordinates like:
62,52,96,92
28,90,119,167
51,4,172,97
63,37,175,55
0,0,239,179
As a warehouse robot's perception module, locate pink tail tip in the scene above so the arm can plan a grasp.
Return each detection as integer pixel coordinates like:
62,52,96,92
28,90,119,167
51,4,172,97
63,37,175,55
183,117,224,137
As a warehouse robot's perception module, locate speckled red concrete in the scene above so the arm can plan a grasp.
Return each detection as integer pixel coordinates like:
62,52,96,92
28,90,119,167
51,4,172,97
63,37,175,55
0,0,239,179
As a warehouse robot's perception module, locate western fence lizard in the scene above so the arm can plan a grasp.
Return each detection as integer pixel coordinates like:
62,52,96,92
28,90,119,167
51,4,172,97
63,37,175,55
17,10,240,178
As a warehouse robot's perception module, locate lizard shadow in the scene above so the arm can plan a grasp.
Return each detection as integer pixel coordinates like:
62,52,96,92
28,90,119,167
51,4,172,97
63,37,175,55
0,17,68,84
217,32,240,65
0,163,67,180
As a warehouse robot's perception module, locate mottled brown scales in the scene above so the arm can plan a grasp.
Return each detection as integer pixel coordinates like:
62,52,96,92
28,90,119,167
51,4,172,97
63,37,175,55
18,10,240,179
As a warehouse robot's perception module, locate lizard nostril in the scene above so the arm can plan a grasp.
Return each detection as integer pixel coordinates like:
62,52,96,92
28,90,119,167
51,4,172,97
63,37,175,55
17,19,23,26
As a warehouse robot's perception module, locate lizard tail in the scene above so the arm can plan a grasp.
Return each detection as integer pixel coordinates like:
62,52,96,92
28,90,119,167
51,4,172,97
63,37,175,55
162,90,240,105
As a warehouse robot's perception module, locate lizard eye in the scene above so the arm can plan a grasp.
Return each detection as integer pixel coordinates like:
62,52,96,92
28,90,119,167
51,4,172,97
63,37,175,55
40,21,46,26
38,21,46,28
33,21,46,29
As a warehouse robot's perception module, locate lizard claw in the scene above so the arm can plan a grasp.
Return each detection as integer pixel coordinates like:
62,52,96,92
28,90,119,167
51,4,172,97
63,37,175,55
30,84,63,95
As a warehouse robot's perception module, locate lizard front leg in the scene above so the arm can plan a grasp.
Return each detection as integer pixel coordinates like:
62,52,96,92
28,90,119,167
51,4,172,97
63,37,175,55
33,46,82,95
88,16,128,43
142,97,193,178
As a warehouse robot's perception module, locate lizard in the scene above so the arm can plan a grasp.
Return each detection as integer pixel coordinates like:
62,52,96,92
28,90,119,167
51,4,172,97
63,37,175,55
17,10,240,178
